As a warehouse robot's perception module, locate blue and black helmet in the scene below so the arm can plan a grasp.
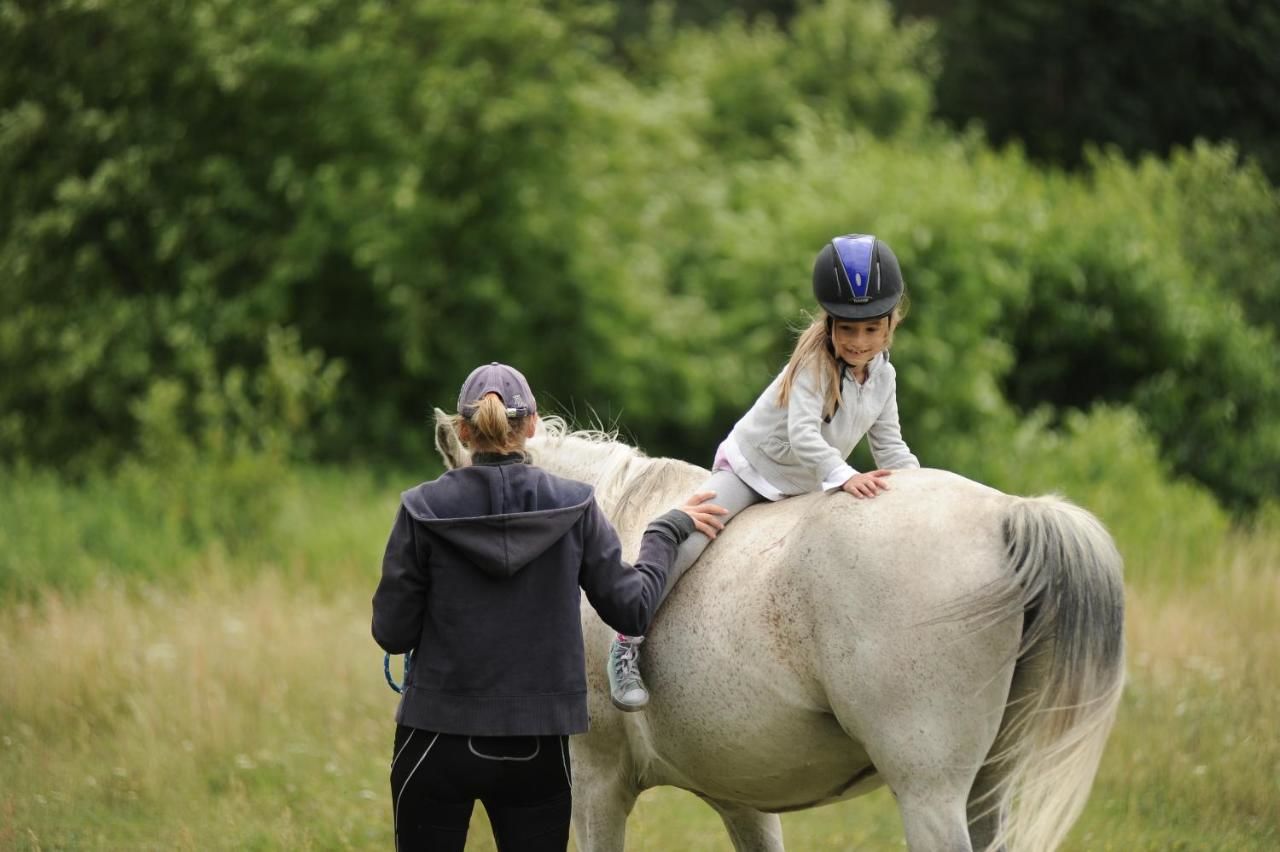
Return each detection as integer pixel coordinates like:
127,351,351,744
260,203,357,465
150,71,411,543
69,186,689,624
812,234,904,321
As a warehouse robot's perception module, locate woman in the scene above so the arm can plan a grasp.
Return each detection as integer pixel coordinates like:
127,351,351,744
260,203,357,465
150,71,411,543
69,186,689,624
371,361,725,851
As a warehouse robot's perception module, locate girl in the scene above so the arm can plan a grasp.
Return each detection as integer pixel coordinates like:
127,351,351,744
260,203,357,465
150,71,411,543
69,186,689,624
373,361,726,851
609,234,921,711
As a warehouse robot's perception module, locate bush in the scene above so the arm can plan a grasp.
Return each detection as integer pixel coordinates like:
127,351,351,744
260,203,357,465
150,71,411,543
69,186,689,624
932,0,1280,181
945,406,1233,588
2,0,1275,516
0,0,609,468
1000,145,1280,511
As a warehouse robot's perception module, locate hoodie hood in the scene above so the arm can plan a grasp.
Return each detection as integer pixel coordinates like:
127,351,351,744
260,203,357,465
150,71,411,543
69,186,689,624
400,468,593,580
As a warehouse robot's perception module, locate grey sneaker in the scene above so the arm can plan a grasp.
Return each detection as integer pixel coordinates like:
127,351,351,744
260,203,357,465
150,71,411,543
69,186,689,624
608,635,649,711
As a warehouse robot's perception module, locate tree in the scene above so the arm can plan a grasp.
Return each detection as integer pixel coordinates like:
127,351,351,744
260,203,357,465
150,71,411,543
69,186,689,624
930,0,1280,181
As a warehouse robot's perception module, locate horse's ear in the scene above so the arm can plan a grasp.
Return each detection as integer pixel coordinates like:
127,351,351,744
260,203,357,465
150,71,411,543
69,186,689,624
433,408,469,469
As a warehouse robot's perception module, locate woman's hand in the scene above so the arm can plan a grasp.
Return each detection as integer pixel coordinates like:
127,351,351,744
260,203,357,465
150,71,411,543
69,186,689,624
842,470,892,499
679,491,729,538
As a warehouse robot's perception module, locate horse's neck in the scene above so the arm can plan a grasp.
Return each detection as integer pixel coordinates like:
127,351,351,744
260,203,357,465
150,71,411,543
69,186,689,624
528,436,635,495
528,434,706,532
607,457,708,538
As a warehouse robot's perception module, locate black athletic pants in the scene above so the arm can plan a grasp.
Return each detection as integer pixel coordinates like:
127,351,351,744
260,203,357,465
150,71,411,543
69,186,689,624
389,724,572,851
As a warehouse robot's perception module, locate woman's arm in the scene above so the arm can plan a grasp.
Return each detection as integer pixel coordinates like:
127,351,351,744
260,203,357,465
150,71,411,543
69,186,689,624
370,506,429,654
578,495,724,636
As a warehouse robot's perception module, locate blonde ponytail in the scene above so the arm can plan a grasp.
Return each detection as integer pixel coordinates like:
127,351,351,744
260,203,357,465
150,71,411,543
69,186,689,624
454,394,530,454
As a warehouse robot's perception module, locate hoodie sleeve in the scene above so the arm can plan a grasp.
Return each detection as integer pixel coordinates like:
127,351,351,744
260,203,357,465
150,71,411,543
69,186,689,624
578,501,695,637
371,505,429,654
867,379,920,471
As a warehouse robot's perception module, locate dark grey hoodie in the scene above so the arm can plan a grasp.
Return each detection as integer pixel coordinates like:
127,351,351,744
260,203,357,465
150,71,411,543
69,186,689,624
371,452,694,736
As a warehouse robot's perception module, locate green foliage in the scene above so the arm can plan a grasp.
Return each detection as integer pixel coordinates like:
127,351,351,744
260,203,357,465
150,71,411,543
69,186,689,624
1,0,1277,513
951,406,1234,586
0,460,406,603
0,0,610,468
998,145,1280,511
0,0,374,469
1091,142,1280,339
931,0,1280,181
631,0,935,159
787,0,937,136
545,0,933,449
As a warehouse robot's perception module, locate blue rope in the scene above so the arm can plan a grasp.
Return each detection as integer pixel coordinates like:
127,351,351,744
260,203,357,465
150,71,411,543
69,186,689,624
383,650,414,694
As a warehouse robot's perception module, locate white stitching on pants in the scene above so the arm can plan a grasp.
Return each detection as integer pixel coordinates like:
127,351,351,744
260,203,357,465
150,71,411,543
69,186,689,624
394,732,440,852
467,736,540,761
390,729,415,772
559,736,572,789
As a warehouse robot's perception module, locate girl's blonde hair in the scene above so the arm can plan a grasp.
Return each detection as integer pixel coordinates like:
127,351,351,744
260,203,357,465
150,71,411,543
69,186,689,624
777,306,905,419
453,394,531,454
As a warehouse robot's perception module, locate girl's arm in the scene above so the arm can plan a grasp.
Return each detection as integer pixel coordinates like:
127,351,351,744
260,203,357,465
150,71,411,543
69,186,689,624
785,364,852,485
867,385,920,471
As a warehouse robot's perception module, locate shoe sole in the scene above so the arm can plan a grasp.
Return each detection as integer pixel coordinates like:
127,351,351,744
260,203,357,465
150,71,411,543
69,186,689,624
610,694,649,712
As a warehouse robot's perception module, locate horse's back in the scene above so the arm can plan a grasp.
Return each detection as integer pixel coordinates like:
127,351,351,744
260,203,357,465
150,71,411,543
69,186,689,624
650,467,1016,694
669,467,1012,615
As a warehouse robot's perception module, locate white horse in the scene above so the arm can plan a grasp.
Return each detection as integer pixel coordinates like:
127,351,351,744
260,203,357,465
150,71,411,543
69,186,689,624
434,414,1125,852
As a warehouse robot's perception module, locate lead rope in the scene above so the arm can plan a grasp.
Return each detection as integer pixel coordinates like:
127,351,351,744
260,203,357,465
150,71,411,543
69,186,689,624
383,651,414,694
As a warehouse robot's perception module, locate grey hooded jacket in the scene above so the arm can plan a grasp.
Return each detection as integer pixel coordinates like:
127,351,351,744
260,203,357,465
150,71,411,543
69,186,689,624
730,352,919,495
371,452,694,736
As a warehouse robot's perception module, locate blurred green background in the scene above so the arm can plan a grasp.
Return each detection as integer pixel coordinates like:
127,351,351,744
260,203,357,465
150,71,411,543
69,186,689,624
2,0,1277,849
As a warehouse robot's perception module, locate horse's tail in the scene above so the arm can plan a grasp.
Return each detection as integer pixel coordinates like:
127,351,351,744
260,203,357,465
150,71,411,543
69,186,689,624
979,495,1125,852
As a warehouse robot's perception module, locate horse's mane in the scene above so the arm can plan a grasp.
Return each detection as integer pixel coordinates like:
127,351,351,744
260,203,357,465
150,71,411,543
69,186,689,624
531,416,707,523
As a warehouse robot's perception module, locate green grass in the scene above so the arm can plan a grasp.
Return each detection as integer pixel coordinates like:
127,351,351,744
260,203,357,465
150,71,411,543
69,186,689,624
1,462,1277,849
0,462,423,602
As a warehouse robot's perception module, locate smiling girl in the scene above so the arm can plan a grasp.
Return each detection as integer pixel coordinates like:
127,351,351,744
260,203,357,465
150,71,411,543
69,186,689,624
608,234,921,711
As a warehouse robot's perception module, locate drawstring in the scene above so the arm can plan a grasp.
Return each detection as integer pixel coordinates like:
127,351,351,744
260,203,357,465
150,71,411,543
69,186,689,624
824,361,852,424
823,352,888,423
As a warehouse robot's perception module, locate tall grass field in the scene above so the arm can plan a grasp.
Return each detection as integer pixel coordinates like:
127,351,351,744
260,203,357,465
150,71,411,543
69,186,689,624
1,462,1276,850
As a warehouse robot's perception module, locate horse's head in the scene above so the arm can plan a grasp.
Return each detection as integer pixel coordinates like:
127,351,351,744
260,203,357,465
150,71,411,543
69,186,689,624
433,407,471,470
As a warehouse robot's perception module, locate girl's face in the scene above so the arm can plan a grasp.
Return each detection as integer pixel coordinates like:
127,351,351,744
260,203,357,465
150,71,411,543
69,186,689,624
831,317,890,367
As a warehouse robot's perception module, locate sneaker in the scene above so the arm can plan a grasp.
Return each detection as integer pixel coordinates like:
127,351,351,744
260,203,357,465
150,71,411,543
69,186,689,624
607,634,649,711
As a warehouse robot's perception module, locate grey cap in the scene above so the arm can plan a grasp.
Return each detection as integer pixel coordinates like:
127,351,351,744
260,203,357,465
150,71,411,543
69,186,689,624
457,362,537,419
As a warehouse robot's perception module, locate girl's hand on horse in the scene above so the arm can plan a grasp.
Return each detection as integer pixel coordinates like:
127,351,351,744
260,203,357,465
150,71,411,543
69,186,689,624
842,470,892,499
680,491,729,538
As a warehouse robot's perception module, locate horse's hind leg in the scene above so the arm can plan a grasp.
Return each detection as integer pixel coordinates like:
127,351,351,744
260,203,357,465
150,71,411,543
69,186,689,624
701,798,784,852
849,712,991,851
829,679,1006,851
895,789,973,851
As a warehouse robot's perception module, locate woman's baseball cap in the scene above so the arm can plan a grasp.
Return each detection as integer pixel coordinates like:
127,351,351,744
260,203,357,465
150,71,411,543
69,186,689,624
457,362,537,419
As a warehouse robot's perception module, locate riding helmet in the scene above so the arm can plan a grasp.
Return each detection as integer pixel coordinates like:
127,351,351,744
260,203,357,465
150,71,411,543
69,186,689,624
812,234,904,321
